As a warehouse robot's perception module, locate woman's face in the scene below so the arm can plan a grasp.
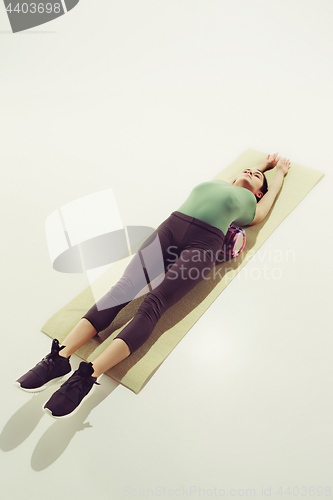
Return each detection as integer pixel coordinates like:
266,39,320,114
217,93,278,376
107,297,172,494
234,168,264,198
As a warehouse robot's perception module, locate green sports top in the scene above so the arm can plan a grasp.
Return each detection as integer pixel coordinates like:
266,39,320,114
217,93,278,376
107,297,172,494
176,179,257,236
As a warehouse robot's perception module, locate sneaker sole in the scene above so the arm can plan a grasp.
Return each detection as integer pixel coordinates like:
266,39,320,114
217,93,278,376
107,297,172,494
14,371,73,393
43,383,97,419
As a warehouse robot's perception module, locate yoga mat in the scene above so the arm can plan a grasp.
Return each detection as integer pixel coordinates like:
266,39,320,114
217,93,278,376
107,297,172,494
41,148,324,394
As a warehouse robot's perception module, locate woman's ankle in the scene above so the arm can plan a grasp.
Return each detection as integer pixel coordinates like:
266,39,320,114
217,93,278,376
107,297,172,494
58,346,71,359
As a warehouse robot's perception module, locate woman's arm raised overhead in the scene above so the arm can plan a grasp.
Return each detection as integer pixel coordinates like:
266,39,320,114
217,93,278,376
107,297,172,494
249,157,291,226
226,153,281,184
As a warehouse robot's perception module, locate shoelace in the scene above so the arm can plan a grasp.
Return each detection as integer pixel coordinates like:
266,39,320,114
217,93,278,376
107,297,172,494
63,371,100,393
36,352,59,372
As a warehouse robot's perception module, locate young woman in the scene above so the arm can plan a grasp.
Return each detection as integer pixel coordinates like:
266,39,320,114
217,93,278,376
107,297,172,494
16,153,291,418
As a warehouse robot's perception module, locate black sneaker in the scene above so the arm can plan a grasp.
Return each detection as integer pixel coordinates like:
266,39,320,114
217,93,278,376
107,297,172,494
15,339,72,393
43,361,100,419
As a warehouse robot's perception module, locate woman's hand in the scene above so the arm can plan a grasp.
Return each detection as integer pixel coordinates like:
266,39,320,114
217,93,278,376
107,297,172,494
258,153,280,172
263,153,281,171
276,157,291,176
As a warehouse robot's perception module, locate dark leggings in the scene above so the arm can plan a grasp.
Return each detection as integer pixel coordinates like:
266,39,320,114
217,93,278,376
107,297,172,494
82,211,225,354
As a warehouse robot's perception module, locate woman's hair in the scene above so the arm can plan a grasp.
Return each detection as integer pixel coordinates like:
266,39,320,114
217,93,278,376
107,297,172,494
256,173,268,203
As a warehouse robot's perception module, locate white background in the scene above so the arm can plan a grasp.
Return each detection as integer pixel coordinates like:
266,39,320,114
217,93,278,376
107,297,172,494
0,1,332,499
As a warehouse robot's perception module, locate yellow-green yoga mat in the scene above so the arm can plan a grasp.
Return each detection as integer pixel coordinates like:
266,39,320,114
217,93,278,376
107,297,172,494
41,148,324,394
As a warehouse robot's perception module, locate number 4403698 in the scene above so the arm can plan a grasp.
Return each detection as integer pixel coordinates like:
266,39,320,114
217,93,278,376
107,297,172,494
5,3,61,14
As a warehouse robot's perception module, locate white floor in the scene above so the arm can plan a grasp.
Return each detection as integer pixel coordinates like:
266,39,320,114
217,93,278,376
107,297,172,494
0,1,332,498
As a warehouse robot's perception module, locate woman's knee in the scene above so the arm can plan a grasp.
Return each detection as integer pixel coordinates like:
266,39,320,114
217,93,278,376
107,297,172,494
137,289,166,323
